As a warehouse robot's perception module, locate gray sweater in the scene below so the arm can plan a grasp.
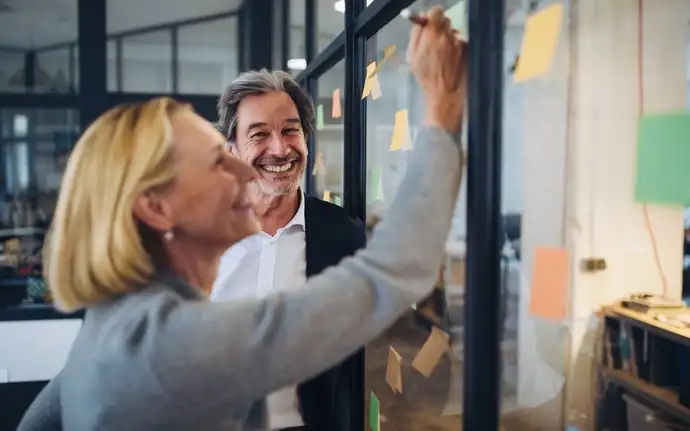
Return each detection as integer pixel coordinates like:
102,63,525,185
18,126,462,431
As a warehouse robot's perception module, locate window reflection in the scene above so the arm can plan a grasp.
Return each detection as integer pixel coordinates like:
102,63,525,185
314,60,345,204
0,109,80,306
178,18,239,95
361,1,567,429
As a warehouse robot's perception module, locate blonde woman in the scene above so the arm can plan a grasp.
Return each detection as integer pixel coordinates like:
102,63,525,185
19,7,466,431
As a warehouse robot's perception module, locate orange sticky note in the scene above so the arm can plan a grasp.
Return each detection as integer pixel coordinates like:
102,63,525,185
514,3,563,82
362,62,382,100
385,346,403,394
412,326,449,378
332,88,342,118
529,247,569,321
322,190,332,202
312,152,326,176
389,109,412,151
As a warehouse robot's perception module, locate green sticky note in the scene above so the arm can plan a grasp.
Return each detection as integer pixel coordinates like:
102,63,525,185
446,1,465,30
370,166,384,201
411,303,417,310
634,113,690,206
369,391,380,431
334,196,342,206
316,104,324,130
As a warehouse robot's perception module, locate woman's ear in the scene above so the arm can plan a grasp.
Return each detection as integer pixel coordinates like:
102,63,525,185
132,192,174,234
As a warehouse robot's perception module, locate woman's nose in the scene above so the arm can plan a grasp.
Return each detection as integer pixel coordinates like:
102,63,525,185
226,157,258,184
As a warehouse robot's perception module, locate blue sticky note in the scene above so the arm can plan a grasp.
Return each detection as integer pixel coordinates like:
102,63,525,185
634,113,690,206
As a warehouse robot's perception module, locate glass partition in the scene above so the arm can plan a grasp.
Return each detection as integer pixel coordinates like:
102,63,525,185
0,108,80,304
178,18,239,95
0,0,78,94
120,31,173,93
361,0,569,429
314,60,346,204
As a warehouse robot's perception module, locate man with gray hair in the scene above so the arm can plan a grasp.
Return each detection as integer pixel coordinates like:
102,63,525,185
212,69,366,431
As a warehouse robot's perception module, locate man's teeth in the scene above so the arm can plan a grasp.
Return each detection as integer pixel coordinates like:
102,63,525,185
262,162,293,173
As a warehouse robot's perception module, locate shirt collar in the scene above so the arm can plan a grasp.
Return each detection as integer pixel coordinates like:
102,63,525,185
284,190,306,231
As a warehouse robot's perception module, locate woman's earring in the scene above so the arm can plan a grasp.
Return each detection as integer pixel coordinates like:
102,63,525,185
163,231,174,242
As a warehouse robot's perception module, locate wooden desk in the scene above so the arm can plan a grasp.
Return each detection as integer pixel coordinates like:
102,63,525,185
597,305,690,430
606,305,690,345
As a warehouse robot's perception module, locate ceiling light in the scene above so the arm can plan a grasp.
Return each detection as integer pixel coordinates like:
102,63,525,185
335,0,373,14
287,58,307,70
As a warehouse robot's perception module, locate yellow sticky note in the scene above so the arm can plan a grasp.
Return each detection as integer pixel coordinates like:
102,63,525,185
361,62,382,100
332,88,342,119
322,190,332,202
368,45,398,78
389,109,412,151
514,3,564,82
312,151,326,176
385,346,403,394
529,247,569,321
383,44,396,59
412,326,450,378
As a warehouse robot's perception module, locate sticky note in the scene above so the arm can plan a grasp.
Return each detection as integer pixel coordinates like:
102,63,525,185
446,1,466,34
385,346,403,394
334,196,342,206
369,391,380,431
514,3,563,82
370,166,384,201
529,247,569,321
0,369,8,383
312,151,326,176
412,326,450,378
634,113,690,205
383,44,396,59
369,45,397,77
389,109,412,151
322,190,332,202
362,62,382,100
332,88,342,119
316,104,324,130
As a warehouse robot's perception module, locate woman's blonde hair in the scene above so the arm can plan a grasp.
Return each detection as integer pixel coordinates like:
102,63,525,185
45,97,190,312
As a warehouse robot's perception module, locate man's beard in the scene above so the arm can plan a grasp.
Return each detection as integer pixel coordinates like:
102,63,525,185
255,161,305,197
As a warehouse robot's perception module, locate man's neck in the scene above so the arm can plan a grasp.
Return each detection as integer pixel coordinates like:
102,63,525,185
259,191,300,236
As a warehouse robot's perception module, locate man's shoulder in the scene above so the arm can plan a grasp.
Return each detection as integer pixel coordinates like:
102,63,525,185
305,195,362,228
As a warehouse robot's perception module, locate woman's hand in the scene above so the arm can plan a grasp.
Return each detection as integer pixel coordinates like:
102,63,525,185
407,6,467,134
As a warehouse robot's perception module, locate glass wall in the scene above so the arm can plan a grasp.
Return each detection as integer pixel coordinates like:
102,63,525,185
0,108,79,297
314,60,346,204
0,0,78,94
121,30,173,93
178,17,239,95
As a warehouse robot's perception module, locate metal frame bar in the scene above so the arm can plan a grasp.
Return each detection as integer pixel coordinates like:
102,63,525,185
77,0,107,130
463,0,505,429
281,0,291,70
171,26,179,93
343,1,367,430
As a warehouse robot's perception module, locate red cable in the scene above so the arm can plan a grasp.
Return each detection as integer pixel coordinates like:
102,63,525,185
637,0,668,297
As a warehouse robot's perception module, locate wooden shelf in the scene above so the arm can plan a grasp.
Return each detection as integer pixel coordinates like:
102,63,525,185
603,368,690,424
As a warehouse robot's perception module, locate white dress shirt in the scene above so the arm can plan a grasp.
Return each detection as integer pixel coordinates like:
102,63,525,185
211,194,307,430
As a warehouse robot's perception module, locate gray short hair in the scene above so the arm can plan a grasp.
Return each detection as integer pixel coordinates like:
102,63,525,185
217,69,315,142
